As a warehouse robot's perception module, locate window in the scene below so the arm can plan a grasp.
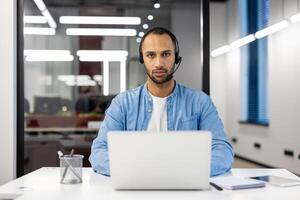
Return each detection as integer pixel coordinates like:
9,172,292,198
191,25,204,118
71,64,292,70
240,0,269,125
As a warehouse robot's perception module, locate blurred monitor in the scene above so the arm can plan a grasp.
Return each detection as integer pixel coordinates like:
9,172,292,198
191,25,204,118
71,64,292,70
75,95,115,114
34,96,61,115
24,98,30,113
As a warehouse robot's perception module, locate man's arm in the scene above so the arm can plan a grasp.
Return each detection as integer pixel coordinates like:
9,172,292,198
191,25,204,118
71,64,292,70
199,95,234,176
89,97,124,176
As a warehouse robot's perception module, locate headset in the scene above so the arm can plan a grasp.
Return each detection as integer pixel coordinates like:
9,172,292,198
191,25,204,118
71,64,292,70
138,27,182,84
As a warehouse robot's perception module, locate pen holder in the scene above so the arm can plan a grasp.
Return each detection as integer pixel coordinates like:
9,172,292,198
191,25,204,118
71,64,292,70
60,154,84,184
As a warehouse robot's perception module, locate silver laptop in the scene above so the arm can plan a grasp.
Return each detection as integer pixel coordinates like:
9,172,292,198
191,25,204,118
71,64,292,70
107,131,212,190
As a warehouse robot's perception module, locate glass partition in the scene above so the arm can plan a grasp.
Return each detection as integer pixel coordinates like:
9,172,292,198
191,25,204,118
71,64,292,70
22,0,203,174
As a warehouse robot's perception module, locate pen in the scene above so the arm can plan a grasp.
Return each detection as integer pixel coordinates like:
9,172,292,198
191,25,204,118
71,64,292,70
210,182,223,191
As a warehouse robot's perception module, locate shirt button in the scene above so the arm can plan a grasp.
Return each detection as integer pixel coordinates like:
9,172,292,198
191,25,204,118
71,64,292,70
148,109,152,113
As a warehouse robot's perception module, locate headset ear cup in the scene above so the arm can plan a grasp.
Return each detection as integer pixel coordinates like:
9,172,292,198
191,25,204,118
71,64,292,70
175,52,182,64
139,52,144,64
175,56,182,64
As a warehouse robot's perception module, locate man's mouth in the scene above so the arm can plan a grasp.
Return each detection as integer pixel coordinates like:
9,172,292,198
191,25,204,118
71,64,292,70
153,69,168,77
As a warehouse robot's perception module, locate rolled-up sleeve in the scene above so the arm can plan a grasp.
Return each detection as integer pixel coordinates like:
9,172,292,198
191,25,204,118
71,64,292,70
89,97,124,176
199,95,234,176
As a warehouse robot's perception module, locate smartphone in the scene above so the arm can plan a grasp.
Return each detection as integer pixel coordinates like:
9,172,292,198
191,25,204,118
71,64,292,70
250,175,300,187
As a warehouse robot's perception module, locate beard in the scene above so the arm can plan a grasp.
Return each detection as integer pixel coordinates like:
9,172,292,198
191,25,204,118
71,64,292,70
145,65,175,85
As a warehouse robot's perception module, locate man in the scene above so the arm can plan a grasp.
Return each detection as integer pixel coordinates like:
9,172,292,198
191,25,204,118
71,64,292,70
89,27,234,176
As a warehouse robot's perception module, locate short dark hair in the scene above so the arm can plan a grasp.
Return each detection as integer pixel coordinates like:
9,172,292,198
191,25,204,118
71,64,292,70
138,27,180,64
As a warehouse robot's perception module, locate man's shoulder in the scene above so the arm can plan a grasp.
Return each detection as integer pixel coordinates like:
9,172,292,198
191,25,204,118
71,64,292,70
114,84,144,102
177,83,209,99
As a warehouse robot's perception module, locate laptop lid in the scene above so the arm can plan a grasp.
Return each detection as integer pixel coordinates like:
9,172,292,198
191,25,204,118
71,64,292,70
108,131,212,190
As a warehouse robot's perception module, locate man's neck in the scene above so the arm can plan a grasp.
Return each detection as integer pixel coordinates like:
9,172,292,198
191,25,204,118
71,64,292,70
147,79,175,98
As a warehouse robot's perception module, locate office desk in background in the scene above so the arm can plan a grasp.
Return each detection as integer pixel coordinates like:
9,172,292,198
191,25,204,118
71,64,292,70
0,168,300,200
25,127,99,133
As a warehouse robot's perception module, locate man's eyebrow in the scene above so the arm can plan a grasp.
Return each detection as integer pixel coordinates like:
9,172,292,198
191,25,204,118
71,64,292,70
145,50,173,53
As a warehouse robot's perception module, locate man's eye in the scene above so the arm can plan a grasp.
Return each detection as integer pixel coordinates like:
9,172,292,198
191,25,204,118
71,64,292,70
162,52,171,57
146,53,154,58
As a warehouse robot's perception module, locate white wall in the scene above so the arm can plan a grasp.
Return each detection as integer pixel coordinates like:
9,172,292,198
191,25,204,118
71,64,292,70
0,0,17,184
211,0,300,174
210,2,228,124
171,3,202,91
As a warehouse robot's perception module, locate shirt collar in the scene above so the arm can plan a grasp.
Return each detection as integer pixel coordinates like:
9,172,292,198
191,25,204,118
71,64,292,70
143,81,179,102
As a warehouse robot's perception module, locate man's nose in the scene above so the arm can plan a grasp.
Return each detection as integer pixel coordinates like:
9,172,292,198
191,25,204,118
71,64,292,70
154,56,164,67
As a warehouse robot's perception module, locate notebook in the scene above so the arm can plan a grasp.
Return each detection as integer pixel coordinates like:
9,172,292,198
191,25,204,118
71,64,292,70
210,176,266,190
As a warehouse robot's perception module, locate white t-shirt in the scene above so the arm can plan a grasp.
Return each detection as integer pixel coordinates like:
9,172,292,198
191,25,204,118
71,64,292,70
147,93,168,132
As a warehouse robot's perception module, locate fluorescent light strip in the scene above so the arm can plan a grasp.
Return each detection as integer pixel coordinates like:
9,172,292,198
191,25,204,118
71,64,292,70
77,50,128,61
66,28,137,36
24,27,56,35
77,50,128,57
290,13,300,23
65,80,97,87
211,45,230,57
60,16,141,25
255,20,289,39
120,60,126,92
33,0,46,11
24,16,47,24
33,0,57,29
58,75,91,82
103,61,109,96
93,75,103,83
79,56,127,62
25,55,74,62
24,50,71,56
42,10,57,29
230,34,255,49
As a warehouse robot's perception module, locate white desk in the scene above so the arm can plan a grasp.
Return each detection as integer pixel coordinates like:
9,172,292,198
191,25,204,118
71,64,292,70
0,168,299,200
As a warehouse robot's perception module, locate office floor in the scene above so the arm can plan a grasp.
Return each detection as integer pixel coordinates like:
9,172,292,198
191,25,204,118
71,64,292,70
233,157,265,168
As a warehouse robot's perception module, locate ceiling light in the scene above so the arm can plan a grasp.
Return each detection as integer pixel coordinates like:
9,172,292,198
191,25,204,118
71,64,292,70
24,49,73,62
24,50,71,56
42,10,57,29
154,3,160,9
136,38,141,43
77,50,128,57
33,0,46,11
93,75,103,82
255,20,289,39
230,34,256,49
24,16,47,24
290,13,300,23
154,0,160,9
147,15,154,20
66,28,137,36
33,0,57,29
24,27,56,35
65,80,97,87
211,45,230,57
25,55,74,62
143,24,149,29
120,60,126,92
103,61,109,96
77,50,128,62
138,32,145,37
60,16,141,25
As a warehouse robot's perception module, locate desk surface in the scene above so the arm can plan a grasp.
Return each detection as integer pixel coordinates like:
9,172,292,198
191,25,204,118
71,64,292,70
0,168,299,200
25,127,98,133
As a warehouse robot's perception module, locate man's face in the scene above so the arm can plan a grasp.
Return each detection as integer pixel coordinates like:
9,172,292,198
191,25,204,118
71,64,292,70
141,33,176,84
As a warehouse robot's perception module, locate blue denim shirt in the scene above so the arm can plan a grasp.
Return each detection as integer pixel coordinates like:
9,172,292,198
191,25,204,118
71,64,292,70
89,83,234,177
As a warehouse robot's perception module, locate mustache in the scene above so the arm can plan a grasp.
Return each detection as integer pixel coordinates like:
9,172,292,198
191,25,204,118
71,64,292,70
152,68,169,74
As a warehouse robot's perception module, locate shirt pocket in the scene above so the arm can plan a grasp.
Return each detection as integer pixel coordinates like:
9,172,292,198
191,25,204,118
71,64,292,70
179,115,199,130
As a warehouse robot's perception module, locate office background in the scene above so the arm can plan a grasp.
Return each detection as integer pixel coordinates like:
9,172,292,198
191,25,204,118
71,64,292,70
1,0,300,185
0,0,207,184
